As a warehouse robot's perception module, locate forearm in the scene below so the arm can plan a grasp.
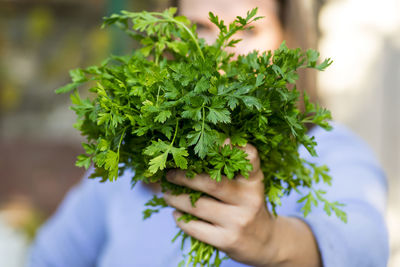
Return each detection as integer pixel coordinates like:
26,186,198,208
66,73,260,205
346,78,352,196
258,216,322,267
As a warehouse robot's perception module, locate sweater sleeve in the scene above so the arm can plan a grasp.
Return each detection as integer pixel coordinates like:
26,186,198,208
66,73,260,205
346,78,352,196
27,168,110,267
291,124,389,267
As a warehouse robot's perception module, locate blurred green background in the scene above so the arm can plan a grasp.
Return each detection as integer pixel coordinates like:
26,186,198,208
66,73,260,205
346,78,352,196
0,0,173,216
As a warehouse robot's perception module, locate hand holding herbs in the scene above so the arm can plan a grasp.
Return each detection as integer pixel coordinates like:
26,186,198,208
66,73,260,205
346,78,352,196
57,7,346,267
163,142,323,267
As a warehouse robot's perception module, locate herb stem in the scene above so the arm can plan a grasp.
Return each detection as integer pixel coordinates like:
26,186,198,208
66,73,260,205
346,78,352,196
171,19,204,60
117,127,127,161
156,85,161,106
171,119,180,146
152,15,204,60
201,106,205,135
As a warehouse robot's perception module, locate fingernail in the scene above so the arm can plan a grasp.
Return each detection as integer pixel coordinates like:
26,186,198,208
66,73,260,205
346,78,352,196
223,138,231,146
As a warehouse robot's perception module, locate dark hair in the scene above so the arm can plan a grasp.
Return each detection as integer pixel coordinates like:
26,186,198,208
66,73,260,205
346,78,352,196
171,0,179,7
279,0,325,105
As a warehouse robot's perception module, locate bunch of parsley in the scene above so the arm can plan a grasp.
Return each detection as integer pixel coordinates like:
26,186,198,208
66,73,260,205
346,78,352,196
56,8,346,267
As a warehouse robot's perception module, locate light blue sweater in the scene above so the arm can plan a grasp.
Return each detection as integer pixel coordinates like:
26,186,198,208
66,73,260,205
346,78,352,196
28,123,389,266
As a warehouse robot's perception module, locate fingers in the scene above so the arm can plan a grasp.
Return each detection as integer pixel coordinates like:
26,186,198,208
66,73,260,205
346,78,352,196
220,139,264,206
172,210,226,249
164,193,232,226
166,140,263,205
223,138,261,175
223,138,232,146
166,170,243,205
240,143,261,176
222,138,262,182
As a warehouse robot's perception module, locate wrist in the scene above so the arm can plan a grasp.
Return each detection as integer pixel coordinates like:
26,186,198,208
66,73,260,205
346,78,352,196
256,216,321,267
255,216,289,267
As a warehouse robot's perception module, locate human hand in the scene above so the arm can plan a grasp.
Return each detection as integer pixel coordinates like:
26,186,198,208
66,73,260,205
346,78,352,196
163,142,281,266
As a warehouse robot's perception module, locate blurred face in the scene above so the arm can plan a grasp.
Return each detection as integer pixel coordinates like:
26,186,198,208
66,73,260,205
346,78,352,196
180,0,283,55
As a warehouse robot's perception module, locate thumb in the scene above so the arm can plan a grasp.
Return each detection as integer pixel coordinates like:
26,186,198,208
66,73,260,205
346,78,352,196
222,138,261,180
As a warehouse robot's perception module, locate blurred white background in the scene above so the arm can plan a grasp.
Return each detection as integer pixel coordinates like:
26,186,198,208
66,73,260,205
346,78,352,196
318,0,400,266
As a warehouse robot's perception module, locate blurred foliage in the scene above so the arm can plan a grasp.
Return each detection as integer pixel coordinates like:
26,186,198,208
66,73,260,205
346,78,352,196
26,7,54,43
0,0,174,241
1,198,45,242
0,82,21,112
21,210,44,242
0,0,171,119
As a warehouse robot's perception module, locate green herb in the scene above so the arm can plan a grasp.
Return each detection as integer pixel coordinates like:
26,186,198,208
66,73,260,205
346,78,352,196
57,7,346,267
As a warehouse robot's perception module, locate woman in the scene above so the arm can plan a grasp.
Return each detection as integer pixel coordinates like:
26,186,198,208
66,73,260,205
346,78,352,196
28,0,389,266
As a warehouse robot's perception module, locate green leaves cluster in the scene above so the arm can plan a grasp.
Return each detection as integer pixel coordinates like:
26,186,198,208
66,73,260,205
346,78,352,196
57,7,345,267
